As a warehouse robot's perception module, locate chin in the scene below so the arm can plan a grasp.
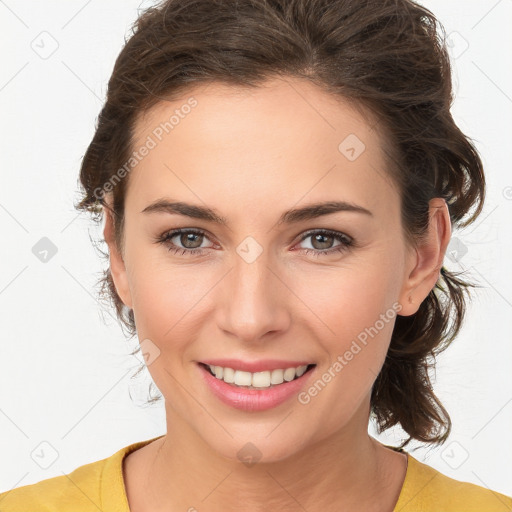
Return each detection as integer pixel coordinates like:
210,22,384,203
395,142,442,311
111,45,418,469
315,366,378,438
198,427,314,467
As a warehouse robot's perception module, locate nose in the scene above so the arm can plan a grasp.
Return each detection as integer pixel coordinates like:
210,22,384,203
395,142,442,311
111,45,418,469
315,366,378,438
215,249,291,343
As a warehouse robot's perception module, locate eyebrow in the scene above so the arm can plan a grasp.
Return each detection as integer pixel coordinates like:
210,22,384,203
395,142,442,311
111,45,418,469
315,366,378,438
141,199,373,226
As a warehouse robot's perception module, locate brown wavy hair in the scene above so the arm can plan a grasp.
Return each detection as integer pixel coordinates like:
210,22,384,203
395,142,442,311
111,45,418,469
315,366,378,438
75,0,485,449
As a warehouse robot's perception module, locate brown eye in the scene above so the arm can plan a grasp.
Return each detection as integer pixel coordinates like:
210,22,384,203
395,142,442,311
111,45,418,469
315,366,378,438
297,229,354,258
156,228,213,256
179,232,204,249
310,232,335,250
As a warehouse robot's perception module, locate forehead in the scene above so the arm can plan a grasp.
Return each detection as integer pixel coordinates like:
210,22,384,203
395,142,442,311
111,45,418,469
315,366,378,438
127,77,399,224
133,77,379,148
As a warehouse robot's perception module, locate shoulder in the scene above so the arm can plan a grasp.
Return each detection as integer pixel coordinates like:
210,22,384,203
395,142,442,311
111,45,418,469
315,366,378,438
0,456,107,512
395,452,512,512
0,436,162,512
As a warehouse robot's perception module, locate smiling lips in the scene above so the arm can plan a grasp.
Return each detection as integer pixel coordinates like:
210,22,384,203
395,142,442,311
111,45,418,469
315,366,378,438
198,360,317,411
200,358,315,373
198,358,316,391
203,363,313,388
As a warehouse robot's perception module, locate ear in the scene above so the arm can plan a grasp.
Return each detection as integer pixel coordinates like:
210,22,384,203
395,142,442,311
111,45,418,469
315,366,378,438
103,200,133,309
397,197,452,316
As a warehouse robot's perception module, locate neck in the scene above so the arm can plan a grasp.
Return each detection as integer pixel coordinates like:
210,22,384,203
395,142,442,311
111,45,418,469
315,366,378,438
126,400,406,512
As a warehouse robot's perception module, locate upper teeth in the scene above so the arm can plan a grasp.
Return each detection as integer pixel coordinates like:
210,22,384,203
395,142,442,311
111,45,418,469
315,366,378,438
208,364,309,388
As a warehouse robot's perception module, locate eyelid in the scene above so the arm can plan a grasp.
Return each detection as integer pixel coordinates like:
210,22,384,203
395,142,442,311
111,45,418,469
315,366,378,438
296,228,352,244
163,227,217,248
156,226,355,258
157,227,352,246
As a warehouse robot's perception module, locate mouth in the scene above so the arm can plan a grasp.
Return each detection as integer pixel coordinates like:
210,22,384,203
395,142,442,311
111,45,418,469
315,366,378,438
198,362,317,389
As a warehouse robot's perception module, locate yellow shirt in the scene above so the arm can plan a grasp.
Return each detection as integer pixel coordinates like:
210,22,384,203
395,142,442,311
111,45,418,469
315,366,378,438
0,436,510,511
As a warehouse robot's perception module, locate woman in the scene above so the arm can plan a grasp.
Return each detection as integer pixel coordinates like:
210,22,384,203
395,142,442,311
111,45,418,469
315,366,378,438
1,0,510,510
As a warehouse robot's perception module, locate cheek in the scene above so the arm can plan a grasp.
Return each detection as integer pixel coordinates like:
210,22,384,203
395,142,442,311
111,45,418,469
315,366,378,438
292,256,397,339
126,247,216,343
127,233,402,354
292,261,399,398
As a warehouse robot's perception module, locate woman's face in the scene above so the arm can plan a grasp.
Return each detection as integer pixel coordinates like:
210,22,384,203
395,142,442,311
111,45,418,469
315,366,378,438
106,77,443,462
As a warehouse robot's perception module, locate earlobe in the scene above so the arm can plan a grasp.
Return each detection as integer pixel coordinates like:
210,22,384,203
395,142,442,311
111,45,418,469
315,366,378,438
103,204,133,309
398,198,451,317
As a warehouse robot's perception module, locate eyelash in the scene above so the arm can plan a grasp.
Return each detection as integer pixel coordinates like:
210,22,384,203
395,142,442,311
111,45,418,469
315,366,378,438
155,228,354,258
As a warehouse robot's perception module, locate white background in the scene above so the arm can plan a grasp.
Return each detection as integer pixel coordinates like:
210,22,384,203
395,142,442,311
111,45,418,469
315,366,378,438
0,0,511,499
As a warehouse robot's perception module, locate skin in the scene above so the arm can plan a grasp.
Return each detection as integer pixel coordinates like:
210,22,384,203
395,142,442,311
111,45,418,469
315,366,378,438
103,76,451,512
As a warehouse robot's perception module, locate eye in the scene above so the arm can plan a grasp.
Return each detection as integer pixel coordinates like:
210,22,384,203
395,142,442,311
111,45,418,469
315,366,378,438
156,227,354,259
155,228,214,257
295,229,354,257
